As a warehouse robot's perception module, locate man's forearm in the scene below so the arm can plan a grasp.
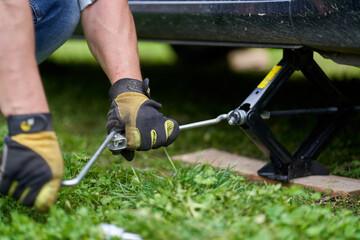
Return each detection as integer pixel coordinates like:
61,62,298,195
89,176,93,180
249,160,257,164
0,0,49,116
81,0,142,84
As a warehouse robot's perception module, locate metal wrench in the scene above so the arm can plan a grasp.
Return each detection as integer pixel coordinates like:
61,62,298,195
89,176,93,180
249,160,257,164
62,113,230,186
61,131,126,186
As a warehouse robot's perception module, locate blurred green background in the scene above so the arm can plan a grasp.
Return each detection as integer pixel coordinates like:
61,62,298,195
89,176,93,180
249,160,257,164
2,39,359,178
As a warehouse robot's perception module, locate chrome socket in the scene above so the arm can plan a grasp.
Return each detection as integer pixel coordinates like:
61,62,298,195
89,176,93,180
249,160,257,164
227,109,247,125
107,133,127,151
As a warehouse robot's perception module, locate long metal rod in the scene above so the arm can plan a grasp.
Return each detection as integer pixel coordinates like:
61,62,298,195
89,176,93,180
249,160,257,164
265,106,360,118
265,107,339,118
62,131,117,186
179,106,360,131
179,114,227,131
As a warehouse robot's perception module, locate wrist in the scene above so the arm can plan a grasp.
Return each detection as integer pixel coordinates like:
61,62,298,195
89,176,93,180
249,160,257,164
6,113,54,136
109,78,150,100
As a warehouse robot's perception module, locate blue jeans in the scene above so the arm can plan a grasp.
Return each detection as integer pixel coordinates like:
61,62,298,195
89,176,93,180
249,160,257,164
29,0,81,63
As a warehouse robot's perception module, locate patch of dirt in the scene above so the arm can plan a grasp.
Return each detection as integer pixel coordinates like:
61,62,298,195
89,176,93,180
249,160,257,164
227,48,270,72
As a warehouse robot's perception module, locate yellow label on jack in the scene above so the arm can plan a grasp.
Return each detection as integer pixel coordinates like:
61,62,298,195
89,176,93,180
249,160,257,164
257,65,282,89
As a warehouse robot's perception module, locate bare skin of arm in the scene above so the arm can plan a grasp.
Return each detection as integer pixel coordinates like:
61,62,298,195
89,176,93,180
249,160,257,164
0,0,141,117
81,0,142,84
0,0,49,117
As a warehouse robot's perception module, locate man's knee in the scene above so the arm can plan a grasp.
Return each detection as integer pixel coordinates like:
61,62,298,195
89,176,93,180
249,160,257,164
32,0,81,63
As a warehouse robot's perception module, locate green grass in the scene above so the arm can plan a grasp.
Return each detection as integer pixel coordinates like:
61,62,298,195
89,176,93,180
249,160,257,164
0,39,360,238
1,160,360,239
47,40,178,66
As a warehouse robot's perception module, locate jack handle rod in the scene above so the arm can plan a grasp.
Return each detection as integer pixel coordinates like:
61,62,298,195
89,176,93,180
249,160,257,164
62,131,117,186
179,114,228,131
263,106,360,119
263,107,339,118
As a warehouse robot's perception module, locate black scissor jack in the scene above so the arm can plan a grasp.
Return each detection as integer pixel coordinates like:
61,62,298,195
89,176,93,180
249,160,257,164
226,48,354,182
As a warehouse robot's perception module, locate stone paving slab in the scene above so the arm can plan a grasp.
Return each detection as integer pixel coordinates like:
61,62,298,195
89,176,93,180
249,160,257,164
173,148,360,196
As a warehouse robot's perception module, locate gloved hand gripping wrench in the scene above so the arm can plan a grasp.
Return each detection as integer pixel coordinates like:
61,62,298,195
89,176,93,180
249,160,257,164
62,113,234,186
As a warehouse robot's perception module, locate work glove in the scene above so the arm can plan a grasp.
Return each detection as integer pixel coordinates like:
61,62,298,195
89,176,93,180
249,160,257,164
106,78,179,161
0,113,63,212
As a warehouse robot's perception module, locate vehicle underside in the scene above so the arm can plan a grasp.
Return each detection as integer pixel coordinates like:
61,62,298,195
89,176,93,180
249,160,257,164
129,0,360,66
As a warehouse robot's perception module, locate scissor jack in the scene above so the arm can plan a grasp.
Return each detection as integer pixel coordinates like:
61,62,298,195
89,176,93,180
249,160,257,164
226,48,354,181
181,48,357,182
62,48,357,186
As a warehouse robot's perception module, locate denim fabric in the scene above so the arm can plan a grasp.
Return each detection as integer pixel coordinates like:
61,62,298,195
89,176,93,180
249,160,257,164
29,0,81,63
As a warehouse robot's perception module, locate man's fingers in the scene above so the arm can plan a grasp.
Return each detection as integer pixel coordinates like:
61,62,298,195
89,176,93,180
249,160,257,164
164,119,179,147
135,118,179,151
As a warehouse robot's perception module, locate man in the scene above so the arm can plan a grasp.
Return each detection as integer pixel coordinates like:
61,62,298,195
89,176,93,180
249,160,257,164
0,0,179,212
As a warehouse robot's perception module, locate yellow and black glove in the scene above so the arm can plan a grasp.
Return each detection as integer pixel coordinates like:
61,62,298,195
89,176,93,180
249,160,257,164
106,78,179,161
0,113,63,212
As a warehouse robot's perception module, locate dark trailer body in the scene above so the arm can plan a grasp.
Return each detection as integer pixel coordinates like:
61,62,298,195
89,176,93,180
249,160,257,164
129,0,360,65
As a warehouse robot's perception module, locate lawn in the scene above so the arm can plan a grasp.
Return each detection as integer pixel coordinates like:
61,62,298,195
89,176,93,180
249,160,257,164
0,40,359,239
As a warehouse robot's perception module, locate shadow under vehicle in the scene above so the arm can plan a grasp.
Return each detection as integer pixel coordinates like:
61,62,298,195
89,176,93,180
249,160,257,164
75,0,360,182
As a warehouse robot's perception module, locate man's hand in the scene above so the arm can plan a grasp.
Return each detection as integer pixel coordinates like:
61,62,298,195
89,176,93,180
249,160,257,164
106,78,179,160
0,114,63,212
